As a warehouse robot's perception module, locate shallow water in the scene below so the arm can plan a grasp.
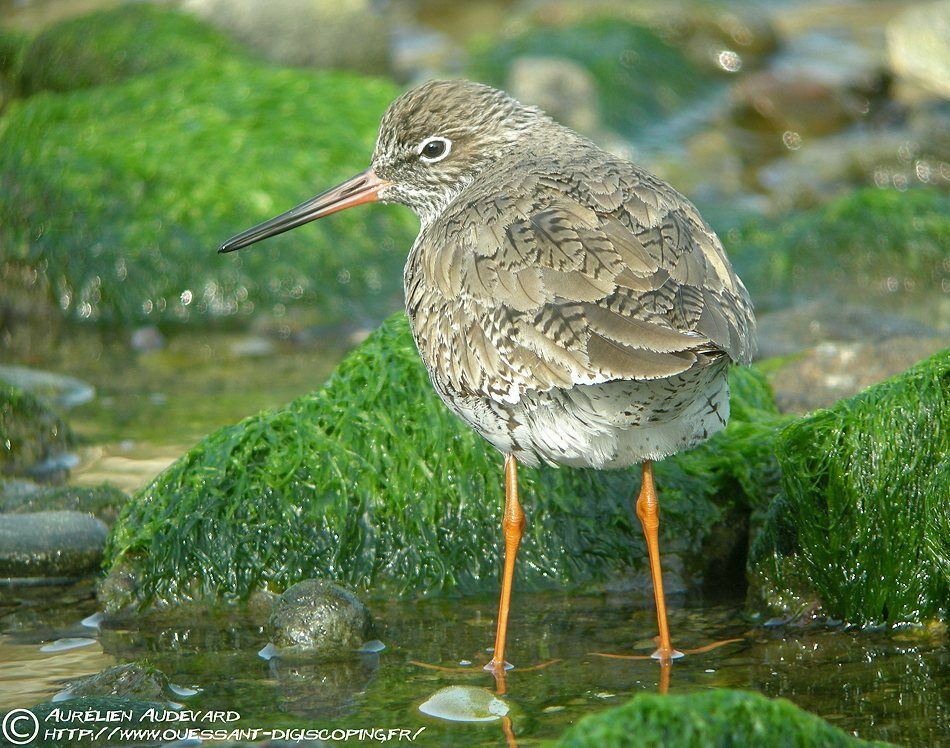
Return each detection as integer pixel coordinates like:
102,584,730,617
1,582,946,746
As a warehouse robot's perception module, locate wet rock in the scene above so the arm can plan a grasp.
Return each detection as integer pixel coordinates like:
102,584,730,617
469,18,719,138
0,382,74,479
419,685,509,722
269,580,373,654
183,0,391,74
507,56,601,138
0,483,129,525
102,314,786,608
730,187,949,327
0,510,108,579
748,350,948,625
391,24,462,82
0,8,413,328
555,689,876,746
0,365,95,410
887,1,950,100
768,336,949,413
15,5,233,96
755,300,942,359
62,663,170,701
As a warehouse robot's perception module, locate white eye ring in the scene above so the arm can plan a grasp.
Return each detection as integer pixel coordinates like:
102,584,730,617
417,136,452,163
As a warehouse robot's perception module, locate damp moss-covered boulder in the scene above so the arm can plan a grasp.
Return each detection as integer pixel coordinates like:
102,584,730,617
15,5,236,96
469,18,719,138
555,689,882,747
731,188,949,321
0,382,73,476
103,313,786,609
0,25,414,327
749,349,949,625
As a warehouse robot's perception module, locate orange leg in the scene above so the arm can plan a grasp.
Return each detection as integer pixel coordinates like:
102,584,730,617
486,454,526,675
636,461,683,662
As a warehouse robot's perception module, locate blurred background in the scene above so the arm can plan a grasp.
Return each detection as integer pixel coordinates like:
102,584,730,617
0,3,947,742
0,0,946,486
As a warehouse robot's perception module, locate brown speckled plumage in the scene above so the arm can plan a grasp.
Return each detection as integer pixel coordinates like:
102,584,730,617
372,80,755,468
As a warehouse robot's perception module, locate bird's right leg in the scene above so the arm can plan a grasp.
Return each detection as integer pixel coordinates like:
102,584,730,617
487,453,525,675
636,460,683,661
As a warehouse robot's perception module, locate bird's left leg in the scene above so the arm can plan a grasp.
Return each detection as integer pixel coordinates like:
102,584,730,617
486,454,525,674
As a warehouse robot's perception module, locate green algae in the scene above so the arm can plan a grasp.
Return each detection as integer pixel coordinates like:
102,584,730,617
0,382,73,476
469,18,719,137
0,12,414,327
749,349,949,625
554,689,885,747
103,313,785,609
14,5,236,96
730,187,949,316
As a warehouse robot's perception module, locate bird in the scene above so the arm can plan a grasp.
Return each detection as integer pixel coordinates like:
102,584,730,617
219,79,756,676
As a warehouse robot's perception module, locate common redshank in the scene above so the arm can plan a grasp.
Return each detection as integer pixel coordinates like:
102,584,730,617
220,79,756,674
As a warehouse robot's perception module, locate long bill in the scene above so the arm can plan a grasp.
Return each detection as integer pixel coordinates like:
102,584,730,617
218,168,389,253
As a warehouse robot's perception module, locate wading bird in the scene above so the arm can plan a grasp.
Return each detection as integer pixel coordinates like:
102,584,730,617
220,79,755,676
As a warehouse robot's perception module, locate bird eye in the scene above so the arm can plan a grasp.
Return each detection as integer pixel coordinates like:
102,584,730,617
418,136,451,163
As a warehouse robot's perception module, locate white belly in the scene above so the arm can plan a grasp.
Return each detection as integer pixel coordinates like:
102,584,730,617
432,358,731,469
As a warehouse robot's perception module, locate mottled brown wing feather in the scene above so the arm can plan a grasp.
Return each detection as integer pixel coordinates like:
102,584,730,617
405,146,756,403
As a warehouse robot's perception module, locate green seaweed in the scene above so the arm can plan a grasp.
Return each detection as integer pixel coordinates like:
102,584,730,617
0,382,73,476
15,5,236,96
0,13,415,327
554,689,885,747
729,187,949,315
469,18,719,137
749,349,949,624
104,313,785,608
0,29,29,110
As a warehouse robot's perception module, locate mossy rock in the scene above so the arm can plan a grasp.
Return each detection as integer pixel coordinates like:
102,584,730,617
749,350,949,625
103,313,786,609
555,689,884,747
0,483,128,525
0,27,414,327
0,382,73,476
730,188,949,321
64,663,170,702
469,18,719,138
15,5,236,96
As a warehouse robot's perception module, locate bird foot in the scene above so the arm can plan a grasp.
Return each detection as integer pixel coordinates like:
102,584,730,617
483,660,514,672
591,637,741,662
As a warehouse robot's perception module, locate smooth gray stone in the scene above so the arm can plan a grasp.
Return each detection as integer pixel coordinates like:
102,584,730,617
0,510,108,578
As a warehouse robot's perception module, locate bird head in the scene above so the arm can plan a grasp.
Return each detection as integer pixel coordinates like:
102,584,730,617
219,80,546,253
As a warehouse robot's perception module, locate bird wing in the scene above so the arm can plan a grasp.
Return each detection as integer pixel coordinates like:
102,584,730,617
406,149,756,403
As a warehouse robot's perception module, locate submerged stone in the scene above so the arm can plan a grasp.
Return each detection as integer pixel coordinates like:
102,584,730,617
418,685,509,723
0,511,107,579
0,9,414,327
62,663,170,702
749,350,949,625
0,382,74,478
269,579,373,654
555,689,881,746
103,313,786,608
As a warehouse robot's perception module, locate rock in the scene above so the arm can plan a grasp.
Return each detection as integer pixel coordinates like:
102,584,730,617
0,510,108,579
183,0,391,74
768,336,950,413
0,382,74,478
507,56,601,138
62,663,170,702
755,301,942,359
729,187,949,327
269,579,373,653
554,689,878,746
102,313,787,609
469,18,719,139
0,365,95,410
390,25,463,83
15,5,234,96
0,7,414,327
887,1,950,100
419,685,509,722
748,350,948,625
130,326,165,353
0,483,129,525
